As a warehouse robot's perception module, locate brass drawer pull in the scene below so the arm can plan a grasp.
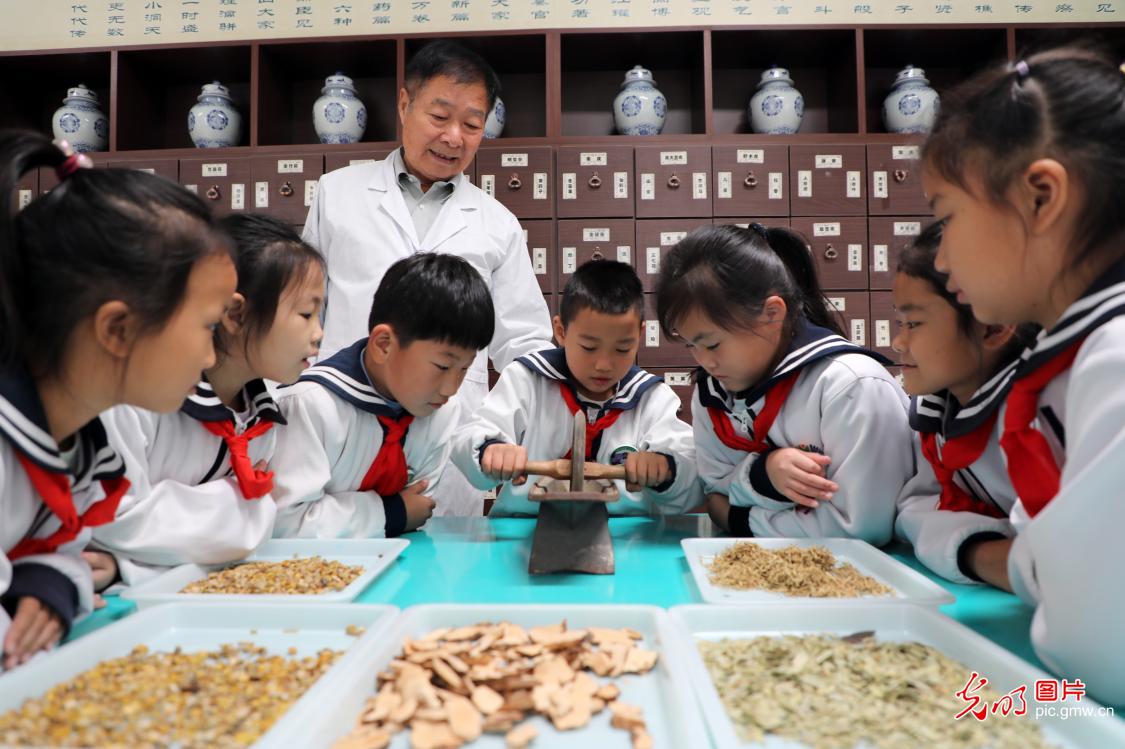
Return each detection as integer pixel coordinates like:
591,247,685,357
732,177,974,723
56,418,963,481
508,174,522,190
205,185,221,201
278,180,294,197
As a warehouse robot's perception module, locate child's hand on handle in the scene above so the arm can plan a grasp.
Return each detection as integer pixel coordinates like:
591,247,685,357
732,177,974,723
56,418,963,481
400,479,436,532
2,597,62,670
623,451,671,492
765,448,838,508
81,550,118,592
481,443,529,486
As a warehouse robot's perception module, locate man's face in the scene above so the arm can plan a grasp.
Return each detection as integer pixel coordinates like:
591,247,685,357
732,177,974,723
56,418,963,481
398,74,488,189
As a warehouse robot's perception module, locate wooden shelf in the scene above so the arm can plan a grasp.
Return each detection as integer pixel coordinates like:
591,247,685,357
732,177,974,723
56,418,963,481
257,39,398,147
0,51,111,137
560,31,707,137
862,27,1009,134
0,22,1121,153
711,29,860,135
117,44,252,150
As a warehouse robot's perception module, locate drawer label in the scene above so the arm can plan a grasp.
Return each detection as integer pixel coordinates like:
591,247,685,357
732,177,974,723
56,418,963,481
848,244,863,272
580,152,607,166
737,149,765,164
562,172,577,200
583,227,610,243
692,172,708,200
813,222,841,236
797,170,812,198
717,171,732,199
501,153,528,167
640,173,655,200
255,181,269,208
846,170,862,199
815,154,842,169
202,163,227,177
660,151,688,165
873,171,889,199
614,171,629,200
892,145,921,160
277,159,304,173
894,221,922,236
769,172,783,200
874,244,889,273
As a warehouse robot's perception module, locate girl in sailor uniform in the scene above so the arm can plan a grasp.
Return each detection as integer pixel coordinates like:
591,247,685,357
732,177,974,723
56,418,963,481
270,252,494,538
655,223,913,544
0,131,237,668
891,223,1037,589
86,215,325,587
921,48,1125,705
452,260,702,516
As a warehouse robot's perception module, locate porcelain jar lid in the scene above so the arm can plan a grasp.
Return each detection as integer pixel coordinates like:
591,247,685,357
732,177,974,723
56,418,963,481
197,81,233,101
322,71,358,94
757,66,794,88
63,84,100,104
893,65,930,86
621,65,657,88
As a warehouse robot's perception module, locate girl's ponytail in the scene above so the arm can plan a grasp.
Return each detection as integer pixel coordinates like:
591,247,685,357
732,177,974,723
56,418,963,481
757,224,844,337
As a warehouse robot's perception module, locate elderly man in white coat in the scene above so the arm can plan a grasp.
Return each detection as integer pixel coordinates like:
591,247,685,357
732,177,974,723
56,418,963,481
302,40,552,517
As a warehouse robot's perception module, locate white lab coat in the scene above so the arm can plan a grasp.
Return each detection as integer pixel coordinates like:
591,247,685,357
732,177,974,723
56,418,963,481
302,153,553,514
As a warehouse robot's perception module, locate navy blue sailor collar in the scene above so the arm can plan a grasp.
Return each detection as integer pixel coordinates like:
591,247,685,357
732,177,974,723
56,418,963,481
181,375,286,426
515,347,662,413
929,257,1125,438
910,357,1019,440
0,365,125,480
698,320,890,413
1013,256,1125,380
295,338,409,419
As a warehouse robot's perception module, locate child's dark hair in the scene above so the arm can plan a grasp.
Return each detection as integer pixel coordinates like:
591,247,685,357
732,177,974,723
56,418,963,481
559,259,644,327
923,45,1125,273
405,40,502,112
367,252,495,351
655,223,843,343
899,221,1038,366
216,213,325,358
0,129,229,379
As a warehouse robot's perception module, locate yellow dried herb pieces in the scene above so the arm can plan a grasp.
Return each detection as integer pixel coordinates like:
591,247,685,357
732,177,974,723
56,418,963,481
706,543,893,598
181,556,363,595
0,642,341,749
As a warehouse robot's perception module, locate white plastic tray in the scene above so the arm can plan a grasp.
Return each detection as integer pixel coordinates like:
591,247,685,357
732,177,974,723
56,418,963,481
281,603,711,749
0,602,398,748
121,538,408,609
670,603,1125,749
682,537,955,607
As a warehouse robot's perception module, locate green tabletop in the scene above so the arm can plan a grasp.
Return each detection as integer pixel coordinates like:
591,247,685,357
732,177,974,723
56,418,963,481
71,515,1042,670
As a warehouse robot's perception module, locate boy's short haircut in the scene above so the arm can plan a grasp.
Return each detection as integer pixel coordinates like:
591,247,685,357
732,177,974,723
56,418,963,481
558,259,644,327
367,252,495,350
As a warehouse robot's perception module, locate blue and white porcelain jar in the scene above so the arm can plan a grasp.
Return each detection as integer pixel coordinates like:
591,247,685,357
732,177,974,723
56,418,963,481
613,66,667,136
313,72,367,145
188,81,241,149
883,65,940,134
748,67,803,135
51,84,108,153
484,96,505,139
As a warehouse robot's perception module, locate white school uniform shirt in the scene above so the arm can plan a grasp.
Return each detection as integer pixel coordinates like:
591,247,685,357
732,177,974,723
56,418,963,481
451,347,702,516
693,322,913,544
270,339,460,538
895,384,1018,585
0,366,127,626
302,152,552,515
1003,261,1125,706
90,378,282,586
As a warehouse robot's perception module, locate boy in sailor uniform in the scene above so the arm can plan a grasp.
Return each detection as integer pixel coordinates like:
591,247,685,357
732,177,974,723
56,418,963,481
451,260,701,516
270,252,495,538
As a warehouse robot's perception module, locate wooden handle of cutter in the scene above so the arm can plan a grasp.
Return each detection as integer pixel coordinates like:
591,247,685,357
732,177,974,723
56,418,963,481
524,459,627,481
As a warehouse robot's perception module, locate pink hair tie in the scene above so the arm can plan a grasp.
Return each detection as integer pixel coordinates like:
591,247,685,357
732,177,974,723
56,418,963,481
52,139,93,181
1014,60,1031,80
